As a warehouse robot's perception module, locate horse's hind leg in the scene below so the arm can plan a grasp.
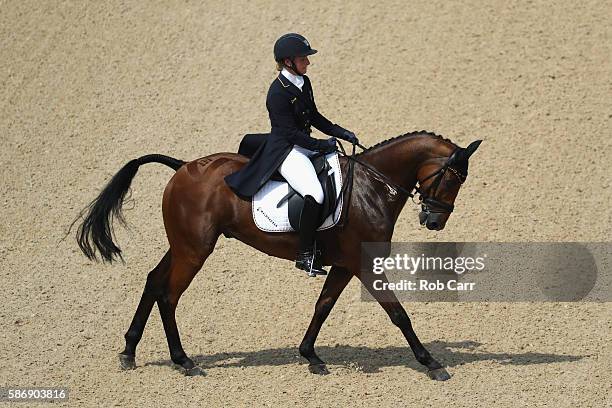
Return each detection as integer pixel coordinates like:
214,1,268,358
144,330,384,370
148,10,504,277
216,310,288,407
157,258,204,376
299,266,353,374
157,234,218,376
119,250,171,370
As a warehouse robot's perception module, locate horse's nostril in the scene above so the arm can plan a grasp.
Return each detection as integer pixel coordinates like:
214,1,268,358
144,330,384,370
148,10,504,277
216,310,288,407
427,222,439,230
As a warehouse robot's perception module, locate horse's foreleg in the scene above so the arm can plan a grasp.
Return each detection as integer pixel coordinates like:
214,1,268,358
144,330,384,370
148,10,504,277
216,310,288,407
119,250,171,370
299,266,353,375
356,271,451,381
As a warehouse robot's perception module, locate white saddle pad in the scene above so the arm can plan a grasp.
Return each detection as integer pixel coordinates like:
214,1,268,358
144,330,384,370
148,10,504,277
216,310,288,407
252,153,343,232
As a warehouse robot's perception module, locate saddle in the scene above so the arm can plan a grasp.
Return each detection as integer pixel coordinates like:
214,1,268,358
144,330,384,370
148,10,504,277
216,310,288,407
239,133,341,232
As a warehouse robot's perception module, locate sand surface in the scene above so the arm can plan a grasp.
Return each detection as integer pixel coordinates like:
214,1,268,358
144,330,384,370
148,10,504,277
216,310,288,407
1,1,611,407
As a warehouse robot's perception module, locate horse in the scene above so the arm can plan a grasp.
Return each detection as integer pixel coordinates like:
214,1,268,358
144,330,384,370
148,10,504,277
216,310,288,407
75,130,482,381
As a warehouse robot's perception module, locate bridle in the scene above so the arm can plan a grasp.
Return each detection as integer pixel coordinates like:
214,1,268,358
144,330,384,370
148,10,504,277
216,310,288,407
416,150,467,214
336,142,467,216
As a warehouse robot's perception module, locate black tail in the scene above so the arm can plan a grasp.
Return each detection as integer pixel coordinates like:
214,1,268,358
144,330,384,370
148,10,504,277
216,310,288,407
75,154,186,263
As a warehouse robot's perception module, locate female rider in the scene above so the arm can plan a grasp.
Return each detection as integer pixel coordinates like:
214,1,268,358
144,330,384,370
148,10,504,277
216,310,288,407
225,33,358,276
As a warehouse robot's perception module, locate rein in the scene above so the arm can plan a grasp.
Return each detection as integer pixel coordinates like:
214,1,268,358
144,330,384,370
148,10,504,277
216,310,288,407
337,141,416,198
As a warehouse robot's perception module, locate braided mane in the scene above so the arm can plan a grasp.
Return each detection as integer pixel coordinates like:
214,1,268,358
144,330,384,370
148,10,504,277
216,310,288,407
356,130,454,155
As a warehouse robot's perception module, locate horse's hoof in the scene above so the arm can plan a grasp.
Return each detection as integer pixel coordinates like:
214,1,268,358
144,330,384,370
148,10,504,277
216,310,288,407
427,367,451,381
308,363,330,375
173,363,206,377
119,353,136,370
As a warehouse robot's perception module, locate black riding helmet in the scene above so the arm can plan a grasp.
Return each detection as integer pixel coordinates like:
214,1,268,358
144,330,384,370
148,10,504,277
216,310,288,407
274,33,317,63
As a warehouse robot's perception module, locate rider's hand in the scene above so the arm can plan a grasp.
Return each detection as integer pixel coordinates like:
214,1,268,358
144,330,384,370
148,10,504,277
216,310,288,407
335,125,359,144
342,129,359,144
318,137,337,153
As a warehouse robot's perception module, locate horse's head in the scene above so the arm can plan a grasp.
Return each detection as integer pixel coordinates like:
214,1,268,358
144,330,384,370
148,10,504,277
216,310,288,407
416,140,482,230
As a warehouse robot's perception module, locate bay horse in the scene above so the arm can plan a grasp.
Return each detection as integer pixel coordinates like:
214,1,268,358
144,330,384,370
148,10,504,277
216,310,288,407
75,131,482,381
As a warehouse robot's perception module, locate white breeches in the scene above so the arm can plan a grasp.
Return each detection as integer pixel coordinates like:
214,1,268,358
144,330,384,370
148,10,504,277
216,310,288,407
279,145,324,204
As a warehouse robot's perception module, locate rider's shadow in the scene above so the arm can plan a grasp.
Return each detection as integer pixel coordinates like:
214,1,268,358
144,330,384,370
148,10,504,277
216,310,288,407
145,340,586,374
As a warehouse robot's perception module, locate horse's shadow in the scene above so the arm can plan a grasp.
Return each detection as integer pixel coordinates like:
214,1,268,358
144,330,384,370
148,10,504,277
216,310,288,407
144,340,586,374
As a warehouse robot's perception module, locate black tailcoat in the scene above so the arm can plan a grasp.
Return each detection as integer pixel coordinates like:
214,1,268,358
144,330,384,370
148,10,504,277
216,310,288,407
225,74,343,199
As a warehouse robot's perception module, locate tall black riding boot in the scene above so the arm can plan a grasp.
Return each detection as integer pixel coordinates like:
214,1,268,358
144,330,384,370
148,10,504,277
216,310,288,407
296,195,328,277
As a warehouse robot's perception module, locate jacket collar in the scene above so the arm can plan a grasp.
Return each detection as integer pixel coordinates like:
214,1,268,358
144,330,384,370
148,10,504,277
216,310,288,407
281,68,304,90
277,74,304,99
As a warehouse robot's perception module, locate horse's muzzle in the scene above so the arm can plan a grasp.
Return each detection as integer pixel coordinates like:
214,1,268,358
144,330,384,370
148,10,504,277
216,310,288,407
426,221,441,230
419,211,445,231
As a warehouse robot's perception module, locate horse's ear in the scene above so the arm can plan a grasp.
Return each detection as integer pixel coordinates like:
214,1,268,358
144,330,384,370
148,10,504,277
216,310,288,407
464,140,482,159
449,140,481,168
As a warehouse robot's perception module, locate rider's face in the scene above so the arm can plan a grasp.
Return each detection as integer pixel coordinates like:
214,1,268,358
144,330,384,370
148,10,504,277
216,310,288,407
286,56,310,75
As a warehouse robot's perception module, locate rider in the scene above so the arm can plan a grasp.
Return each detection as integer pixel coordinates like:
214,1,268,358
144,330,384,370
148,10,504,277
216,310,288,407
225,33,358,276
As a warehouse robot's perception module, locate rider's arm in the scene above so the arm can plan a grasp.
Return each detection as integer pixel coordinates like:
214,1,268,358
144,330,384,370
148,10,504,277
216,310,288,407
309,97,337,136
304,77,350,140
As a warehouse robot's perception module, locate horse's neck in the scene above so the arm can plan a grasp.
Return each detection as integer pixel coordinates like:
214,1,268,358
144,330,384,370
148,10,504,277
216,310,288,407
350,135,455,235
361,137,435,190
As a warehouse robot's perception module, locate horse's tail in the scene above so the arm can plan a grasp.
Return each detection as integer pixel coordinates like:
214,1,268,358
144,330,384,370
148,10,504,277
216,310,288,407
76,154,186,264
